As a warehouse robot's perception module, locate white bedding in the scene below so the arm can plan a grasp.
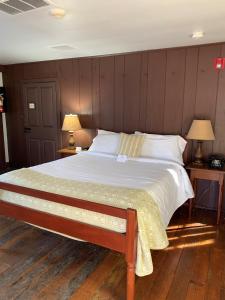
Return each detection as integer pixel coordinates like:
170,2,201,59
32,151,194,227
0,151,194,276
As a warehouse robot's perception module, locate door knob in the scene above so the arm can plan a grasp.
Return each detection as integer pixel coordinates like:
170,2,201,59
24,127,31,133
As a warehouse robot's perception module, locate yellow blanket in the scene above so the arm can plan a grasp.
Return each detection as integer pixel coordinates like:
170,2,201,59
0,169,168,276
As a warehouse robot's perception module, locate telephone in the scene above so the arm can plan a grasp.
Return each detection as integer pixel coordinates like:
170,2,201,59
208,154,225,169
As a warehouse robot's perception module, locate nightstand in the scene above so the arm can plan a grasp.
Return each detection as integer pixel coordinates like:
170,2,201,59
57,148,77,158
186,163,225,224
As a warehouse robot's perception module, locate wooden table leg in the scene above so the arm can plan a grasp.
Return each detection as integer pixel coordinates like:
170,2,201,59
189,199,193,219
217,177,224,225
189,175,196,219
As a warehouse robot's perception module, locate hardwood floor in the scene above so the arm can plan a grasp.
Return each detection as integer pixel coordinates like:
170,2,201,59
0,207,224,300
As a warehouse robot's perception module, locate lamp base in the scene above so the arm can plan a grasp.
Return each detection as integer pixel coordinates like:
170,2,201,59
193,141,204,165
68,132,75,150
192,159,204,166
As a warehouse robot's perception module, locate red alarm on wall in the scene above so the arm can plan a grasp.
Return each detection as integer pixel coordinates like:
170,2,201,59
0,87,6,113
214,57,225,70
0,94,4,113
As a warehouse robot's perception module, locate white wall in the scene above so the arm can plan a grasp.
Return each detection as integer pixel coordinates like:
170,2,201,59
0,72,9,163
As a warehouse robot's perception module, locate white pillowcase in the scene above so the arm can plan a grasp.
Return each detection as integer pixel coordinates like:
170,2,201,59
98,129,117,135
89,133,120,154
135,132,186,165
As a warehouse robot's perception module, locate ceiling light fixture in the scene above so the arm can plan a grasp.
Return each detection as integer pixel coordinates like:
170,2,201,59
50,7,66,18
191,31,204,39
50,45,75,51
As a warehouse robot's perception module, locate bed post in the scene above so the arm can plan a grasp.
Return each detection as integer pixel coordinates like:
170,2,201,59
126,208,138,300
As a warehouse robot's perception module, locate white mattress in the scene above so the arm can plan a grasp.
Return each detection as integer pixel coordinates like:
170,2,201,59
31,151,194,227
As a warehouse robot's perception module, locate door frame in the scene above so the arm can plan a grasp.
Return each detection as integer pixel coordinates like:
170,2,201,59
0,114,5,168
22,78,61,166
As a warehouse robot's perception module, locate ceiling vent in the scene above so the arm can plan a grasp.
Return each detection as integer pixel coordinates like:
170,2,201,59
0,0,49,15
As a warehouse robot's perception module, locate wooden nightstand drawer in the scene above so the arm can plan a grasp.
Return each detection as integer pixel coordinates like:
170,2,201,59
190,169,222,181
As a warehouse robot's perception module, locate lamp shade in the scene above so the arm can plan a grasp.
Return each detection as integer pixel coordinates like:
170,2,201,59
186,120,215,141
62,114,81,132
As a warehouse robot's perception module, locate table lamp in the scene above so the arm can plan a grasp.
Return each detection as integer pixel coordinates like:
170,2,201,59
62,114,81,149
186,119,215,165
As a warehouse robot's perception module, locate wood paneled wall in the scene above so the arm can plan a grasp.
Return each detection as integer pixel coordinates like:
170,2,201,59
3,43,225,166
2,42,225,210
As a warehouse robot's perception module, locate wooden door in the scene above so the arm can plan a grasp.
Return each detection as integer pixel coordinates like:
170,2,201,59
23,81,59,166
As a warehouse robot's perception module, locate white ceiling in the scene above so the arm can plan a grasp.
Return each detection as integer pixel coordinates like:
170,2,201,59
1,0,225,65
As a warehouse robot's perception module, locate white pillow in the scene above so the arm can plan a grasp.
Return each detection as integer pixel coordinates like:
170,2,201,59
135,132,186,154
135,132,186,165
98,129,117,135
89,133,120,154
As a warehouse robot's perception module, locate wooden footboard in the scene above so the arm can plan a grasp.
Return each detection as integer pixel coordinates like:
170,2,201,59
0,182,138,300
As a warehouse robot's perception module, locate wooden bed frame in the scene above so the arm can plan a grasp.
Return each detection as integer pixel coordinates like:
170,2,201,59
0,142,189,300
0,182,138,300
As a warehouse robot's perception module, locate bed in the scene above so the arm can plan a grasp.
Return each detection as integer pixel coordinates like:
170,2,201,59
0,138,194,300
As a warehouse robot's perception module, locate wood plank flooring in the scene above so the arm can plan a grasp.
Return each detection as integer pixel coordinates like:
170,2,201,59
0,207,224,300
